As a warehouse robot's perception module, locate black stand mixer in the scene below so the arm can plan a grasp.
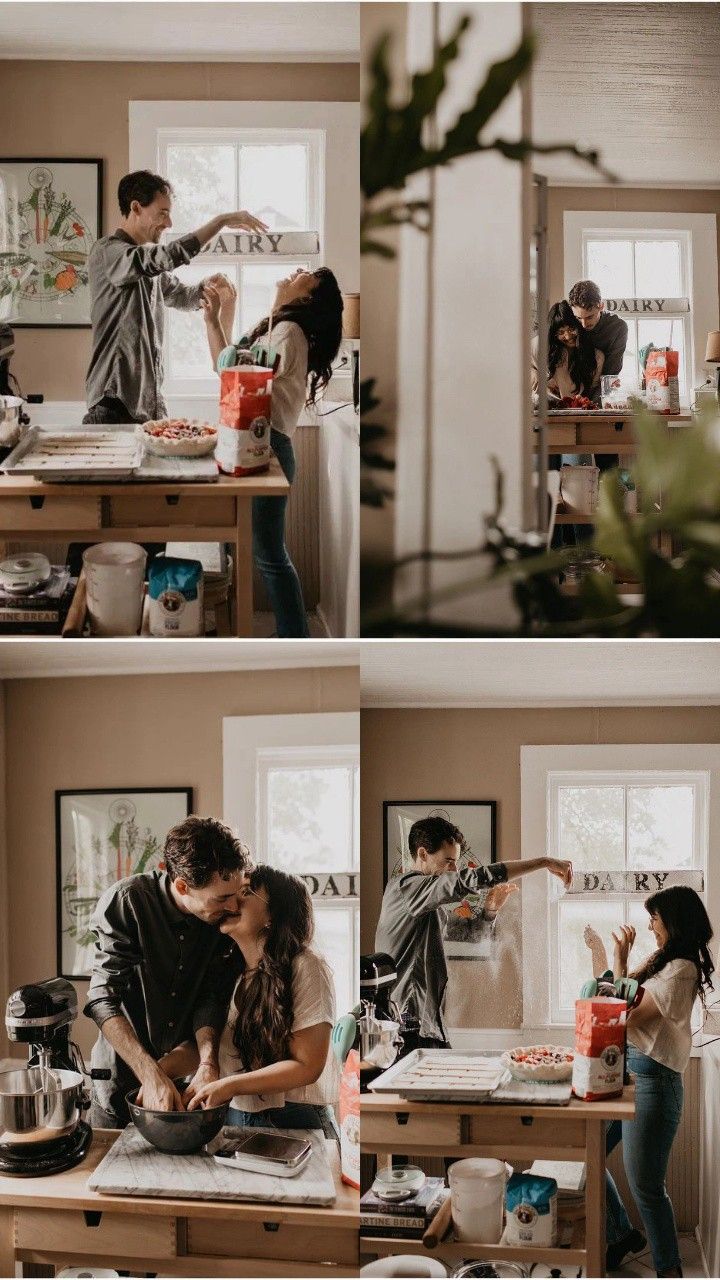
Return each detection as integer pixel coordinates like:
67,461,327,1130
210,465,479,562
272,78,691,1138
358,952,407,1091
0,978,107,1176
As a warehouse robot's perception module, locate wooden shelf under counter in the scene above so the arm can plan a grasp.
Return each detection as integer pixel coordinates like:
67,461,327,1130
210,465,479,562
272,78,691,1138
0,1128,359,1278
534,410,692,455
361,1088,635,1278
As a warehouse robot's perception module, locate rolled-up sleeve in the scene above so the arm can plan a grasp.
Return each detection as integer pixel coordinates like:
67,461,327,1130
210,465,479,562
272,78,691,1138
191,945,238,1035
398,863,508,918
100,234,201,288
160,273,204,311
83,886,142,1029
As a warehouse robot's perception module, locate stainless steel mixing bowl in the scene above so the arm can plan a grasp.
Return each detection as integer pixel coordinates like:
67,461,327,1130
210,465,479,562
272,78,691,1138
126,1079,228,1155
0,1067,84,1149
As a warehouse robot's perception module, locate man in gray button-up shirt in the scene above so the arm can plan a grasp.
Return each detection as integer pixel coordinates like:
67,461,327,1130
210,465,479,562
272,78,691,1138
84,815,251,1127
375,816,573,1047
84,169,268,424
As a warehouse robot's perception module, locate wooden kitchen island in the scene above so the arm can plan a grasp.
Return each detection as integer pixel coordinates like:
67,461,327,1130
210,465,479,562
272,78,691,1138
0,462,290,637
0,1129,359,1278
362,1087,635,1278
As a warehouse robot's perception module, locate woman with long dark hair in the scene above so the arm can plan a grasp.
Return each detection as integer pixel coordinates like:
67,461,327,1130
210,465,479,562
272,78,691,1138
531,300,603,401
584,886,714,1277
203,269,343,637
166,866,338,1132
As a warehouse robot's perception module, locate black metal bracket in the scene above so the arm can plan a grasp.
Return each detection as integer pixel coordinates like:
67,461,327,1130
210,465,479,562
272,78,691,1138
83,1210,103,1227
395,1111,410,1126
165,495,180,506
521,1115,534,1127
263,1223,280,1233
29,496,45,510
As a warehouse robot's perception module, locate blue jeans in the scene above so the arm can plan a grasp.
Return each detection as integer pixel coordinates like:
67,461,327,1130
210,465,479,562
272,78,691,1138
228,1101,339,1143
252,429,309,638
606,1046,684,1274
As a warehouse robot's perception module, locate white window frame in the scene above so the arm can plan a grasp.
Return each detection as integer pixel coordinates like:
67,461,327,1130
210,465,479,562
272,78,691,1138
547,769,707,1025
223,711,360,1012
521,744,720,1032
564,211,719,404
130,100,360,400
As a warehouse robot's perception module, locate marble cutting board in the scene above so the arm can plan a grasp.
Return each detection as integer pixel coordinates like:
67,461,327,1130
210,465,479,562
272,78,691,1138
88,1125,336,1205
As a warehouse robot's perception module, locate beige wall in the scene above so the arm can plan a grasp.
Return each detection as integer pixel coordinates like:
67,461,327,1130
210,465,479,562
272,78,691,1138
361,704,720,1029
3,664,358,1060
548,185,720,306
0,59,359,400
0,681,7,1058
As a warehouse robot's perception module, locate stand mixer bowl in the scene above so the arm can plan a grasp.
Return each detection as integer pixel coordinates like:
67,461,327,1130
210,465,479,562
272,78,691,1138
0,1067,85,1150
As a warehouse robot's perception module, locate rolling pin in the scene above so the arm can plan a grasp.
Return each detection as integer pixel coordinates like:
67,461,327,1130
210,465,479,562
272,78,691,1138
62,569,87,636
422,1192,452,1249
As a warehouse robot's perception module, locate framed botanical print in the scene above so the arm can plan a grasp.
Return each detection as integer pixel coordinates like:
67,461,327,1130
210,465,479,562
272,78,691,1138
55,786,192,979
0,158,103,327
383,800,498,959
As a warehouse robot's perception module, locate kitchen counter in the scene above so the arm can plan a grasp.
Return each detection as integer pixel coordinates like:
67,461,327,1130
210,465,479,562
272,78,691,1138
0,1128,359,1278
0,464,289,636
534,409,692,455
361,1086,635,1278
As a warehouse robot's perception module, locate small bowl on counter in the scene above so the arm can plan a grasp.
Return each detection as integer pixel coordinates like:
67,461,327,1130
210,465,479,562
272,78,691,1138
125,1078,228,1154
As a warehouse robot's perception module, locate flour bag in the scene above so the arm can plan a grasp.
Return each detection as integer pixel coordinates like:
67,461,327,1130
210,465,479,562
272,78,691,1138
147,557,203,637
339,1049,360,1189
644,348,680,414
217,367,273,476
505,1173,558,1247
572,997,626,1101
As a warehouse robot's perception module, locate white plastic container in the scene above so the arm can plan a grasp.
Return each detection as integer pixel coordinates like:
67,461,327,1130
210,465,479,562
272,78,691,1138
448,1158,511,1243
83,543,146,637
361,1258,447,1277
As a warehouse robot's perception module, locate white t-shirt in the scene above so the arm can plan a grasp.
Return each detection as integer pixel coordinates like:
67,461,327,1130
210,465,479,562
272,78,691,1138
628,958,698,1073
252,320,309,440
217,947,339,1112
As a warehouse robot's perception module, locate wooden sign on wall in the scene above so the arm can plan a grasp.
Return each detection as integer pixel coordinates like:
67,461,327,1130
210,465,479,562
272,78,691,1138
602,297,690,315
301,872,358,898
566,869,704,895
205,231,320,258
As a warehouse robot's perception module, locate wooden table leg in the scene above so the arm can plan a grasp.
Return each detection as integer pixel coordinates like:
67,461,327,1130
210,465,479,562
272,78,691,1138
0,1205,15,1277
585,1117,607,1277
234,499,253,637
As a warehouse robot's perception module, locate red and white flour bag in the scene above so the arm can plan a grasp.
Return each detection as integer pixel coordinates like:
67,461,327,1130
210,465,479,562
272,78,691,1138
216,367,273,476
339,1049,360,1188
645,348,680,415
572,998,626,1101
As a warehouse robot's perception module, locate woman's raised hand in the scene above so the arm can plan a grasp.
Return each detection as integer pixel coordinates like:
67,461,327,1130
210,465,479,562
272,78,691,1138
611,924,636,968
201,283,222,324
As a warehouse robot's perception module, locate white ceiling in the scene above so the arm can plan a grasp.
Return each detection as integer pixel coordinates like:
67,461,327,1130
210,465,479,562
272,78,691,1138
0,2,359,62
0,640,359,678
531,3,720,187
361,642,720,708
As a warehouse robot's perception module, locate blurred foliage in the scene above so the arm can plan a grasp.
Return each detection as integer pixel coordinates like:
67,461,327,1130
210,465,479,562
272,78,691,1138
361,15,615,257
360,376,395,508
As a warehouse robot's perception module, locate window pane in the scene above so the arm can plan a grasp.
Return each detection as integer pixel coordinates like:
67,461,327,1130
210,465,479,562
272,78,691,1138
239,146,308,231
627,786,694,870
238,261,307,338
586,239,633,297
313,906,352,1015
557,899,621,1014
558,786,625,871
165,262,220,381
634,240,682,297
267,766,354,873
165,145,236,237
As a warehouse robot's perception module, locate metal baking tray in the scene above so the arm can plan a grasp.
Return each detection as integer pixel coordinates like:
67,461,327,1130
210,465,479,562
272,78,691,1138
2,427,141,481
368,1049,509,1102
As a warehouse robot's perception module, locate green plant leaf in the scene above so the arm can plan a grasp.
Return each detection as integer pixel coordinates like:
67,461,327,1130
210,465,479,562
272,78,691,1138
593,470,642,574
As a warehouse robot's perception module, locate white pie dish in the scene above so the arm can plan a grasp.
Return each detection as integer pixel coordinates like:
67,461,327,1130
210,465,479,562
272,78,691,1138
138,420,218,458
501,1045,575,1082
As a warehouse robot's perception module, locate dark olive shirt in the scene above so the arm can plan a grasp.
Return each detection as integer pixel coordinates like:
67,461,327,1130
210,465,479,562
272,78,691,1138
374,863,509,1042
84,871,240,1121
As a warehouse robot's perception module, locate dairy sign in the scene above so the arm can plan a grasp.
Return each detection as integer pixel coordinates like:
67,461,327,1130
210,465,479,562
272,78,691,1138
205,230,320,258
567,869,704,895
301,873,358,898
602,297,690,315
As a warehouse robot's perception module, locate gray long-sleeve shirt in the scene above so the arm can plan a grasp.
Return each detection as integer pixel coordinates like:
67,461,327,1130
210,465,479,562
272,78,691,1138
84,871,240,1122
375,863,509,1042
85,229,204,422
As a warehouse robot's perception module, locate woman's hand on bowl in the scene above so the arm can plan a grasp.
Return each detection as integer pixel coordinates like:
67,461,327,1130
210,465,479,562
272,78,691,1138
181,1061,220,1107
186,1077,237,1112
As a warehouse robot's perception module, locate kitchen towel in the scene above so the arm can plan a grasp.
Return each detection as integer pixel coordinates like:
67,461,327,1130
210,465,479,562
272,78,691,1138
88,1124,336,1205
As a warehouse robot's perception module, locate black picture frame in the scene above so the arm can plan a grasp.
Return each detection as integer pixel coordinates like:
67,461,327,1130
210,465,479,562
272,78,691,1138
0,157,103,329
382,800,497,886
55,786,192,980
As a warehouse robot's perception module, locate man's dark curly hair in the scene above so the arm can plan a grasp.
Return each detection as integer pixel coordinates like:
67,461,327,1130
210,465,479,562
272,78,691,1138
408,815,464,858
163,816,250,888
568,280,602,310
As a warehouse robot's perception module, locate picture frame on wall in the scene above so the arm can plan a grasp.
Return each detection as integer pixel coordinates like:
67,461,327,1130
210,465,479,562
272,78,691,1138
55,787,192,979
0,158,103,328
383,800,498,959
